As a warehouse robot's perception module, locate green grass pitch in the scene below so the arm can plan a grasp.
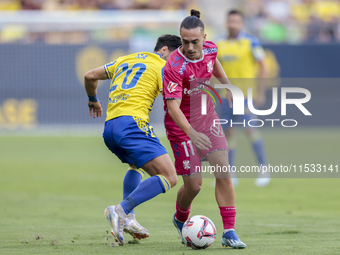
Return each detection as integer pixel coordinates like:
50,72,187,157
0,129,340,254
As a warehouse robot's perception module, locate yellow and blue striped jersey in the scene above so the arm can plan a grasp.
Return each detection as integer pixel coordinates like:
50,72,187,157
104,52,165,123
216,32,265,97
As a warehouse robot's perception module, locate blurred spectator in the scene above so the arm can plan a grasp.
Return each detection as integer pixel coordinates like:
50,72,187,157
0,0,22,10
260,19,287,43
0,0,195,44
21,0,42,10
1,24,27,42
264,0,290,22
1,0,195,10
97,0,121,10
1,0,339,44
242,0,340,43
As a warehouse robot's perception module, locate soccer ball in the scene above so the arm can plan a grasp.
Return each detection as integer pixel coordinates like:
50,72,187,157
182,215,216,249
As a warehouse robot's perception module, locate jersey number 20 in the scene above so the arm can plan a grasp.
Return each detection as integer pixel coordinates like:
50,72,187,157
111,63,146,91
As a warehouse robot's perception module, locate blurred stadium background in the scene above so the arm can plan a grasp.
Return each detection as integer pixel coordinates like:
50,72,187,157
0,0,339,133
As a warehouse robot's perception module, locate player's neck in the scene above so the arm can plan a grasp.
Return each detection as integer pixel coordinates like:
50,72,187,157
228,31,239,40
195,51,203,60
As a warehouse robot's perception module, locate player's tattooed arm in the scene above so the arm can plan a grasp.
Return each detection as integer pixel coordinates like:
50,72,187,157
92,70,97,78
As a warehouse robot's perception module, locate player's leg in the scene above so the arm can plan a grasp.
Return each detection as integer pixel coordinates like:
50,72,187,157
173,174,202,243
206,150,235,224
105,154,177,245
176,174,202,215
119,153,178,212
206,150,246,249
122,165,150,239
103,116,177,245
224,126,238,186
167,139,202,244
123,166,145,198
123,165,145,212
116,153,177,223
220,98,238,186
244,115,270,187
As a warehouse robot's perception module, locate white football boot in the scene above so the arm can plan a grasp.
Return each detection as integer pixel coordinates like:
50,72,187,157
104,205,125,245
124,213,150,240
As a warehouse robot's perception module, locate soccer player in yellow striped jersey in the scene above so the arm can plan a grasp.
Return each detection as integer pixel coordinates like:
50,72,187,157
104,50,165,124
216,10,270,187
84,34,182,246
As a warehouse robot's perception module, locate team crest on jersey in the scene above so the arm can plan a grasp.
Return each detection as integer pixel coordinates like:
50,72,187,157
210,123,224,137
183,160,190,170
207,60,213,73
168,82,178,93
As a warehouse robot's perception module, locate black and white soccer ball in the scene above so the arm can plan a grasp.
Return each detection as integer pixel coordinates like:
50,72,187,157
182,215,216,249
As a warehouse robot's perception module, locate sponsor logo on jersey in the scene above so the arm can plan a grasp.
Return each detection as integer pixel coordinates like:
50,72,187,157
135,53,148,60
183,80,210,95
168,82,178,93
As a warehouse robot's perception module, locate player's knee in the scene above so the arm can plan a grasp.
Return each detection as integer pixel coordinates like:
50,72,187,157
168,174,178,188
215,177,231,185
245,128,253,136
192,184,201,196
247,129,261,141
159,172,177,189
225,128,233,139
187,183,201,196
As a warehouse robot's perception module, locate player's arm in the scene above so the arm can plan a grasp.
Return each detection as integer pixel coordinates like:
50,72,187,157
256,59,268,107
166,99,212,150
252,39,267,107
84,66,108,118
213,59,233,108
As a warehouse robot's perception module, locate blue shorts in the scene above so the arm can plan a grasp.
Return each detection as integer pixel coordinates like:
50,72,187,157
103,116,167,168
218,99,255,131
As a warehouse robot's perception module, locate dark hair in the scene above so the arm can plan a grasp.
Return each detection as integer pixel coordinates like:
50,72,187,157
180,9,204,31
154,34,182,52
228,9,244,18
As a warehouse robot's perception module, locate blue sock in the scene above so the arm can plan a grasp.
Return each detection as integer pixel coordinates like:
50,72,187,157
120,175,170,215
123,168,145,214
250,132,267,166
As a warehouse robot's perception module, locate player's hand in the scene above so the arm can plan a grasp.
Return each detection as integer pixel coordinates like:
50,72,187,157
226,89,233,108
191,129,212,151
88,101,103,118
255,92,266,107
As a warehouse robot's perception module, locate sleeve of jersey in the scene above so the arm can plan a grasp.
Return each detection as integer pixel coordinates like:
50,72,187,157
158,66,164,93
103,60,117,79
250,37,265,62
162,62,183,100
